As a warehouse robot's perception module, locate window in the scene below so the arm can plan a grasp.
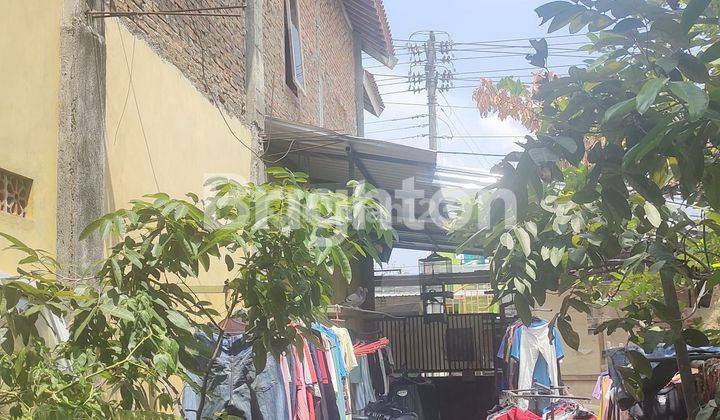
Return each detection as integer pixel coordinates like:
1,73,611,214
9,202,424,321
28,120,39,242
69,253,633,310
284,0,304,92
0,168,32,218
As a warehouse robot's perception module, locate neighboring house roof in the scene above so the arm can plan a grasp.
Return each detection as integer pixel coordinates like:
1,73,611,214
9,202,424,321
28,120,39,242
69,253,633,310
343,0,397,68
363,70,385,117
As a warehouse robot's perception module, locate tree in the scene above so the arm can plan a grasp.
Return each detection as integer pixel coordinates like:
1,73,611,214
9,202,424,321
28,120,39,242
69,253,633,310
0,168,392,417
455,0,720,416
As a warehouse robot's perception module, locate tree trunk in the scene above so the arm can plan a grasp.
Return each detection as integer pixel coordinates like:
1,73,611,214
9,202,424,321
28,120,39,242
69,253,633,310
660,268,698,417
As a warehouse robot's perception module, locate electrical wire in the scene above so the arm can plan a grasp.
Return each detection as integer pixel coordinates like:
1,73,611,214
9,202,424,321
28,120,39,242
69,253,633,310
365,124,429,135
436,150,507,157
383,134,428,141
439,135,525,139
383,102,479,109
116,21,160,191
390,33,589,44
365,114,428,124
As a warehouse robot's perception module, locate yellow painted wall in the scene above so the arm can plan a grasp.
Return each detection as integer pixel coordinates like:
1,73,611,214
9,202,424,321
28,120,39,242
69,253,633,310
0,1,61,273
105,21,255,311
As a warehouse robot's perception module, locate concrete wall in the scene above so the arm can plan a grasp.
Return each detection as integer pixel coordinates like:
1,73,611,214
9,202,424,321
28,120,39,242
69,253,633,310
0,1,61,272
105,21,255,307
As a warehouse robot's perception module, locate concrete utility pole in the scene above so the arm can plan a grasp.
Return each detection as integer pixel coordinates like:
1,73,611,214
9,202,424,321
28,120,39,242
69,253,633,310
425,31,438,150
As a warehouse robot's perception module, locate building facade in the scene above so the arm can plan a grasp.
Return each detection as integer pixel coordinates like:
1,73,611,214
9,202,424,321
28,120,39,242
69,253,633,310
0,0,393,308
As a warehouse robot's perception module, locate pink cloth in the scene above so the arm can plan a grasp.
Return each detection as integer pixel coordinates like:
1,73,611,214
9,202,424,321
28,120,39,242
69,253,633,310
280,354,294,418
292,347,311,420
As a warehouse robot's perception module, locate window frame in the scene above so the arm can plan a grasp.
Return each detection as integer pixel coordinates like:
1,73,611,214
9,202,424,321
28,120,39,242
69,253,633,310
284,0,305,93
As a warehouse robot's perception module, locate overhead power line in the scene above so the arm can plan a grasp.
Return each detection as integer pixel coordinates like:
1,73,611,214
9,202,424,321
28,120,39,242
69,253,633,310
365,114,428,124
365,124,429,134
391,33,588,44
370,64,580,80
436,150,507,157
384,101,479,109
439,135,526,139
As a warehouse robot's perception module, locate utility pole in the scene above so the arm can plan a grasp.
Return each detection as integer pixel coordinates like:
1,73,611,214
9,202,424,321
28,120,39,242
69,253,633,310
425,31,438,150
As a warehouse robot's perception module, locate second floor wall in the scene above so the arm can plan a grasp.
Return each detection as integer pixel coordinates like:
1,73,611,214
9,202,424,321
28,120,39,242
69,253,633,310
113,0,361,134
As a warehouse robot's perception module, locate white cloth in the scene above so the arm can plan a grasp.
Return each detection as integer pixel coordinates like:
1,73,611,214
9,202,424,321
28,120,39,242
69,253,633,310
517,323,560,410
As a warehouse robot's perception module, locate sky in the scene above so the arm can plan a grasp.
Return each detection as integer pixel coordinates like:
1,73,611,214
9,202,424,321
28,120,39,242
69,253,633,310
363,0,590,170
365,0,591,271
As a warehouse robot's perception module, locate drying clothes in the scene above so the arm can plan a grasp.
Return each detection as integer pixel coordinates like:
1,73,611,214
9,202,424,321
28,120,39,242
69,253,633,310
488,406,542,420
313,323,348,419
291,344,312,420
509,321,564,387
349,355,377,413
332,326,358,419
182,333,288,420
516,323,560,410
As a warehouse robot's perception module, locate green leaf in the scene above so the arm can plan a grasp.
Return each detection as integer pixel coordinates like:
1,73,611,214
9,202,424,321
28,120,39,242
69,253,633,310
622,118,671,170
253,340,268,372
224,254,235,271
626,350,652,377
682,328,710,347
79,217,107,241
515,227,532,257
100,304,135,322
331,247,352,281
165,310,193,334
681,0,710,31
669,81,709,121
500,232,515,250
643,202,662,228
700,41,720,63
678,52,709,83
514,293,532,326
636,78,668,114
704,163,720,211
557,317,580,350
603,98,636,123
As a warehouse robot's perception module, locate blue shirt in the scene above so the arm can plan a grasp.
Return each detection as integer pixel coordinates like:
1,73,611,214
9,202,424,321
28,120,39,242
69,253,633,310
497,320,564,386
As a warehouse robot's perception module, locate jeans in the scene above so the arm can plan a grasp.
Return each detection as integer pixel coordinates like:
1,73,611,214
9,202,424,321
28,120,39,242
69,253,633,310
182,333,288,420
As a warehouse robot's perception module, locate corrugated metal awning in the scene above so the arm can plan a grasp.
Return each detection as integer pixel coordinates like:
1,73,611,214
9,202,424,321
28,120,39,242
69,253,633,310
343,0,397,68
262,118,498,253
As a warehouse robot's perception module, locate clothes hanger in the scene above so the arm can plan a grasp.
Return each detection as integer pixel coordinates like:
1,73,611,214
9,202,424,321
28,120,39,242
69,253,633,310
332,304,346,325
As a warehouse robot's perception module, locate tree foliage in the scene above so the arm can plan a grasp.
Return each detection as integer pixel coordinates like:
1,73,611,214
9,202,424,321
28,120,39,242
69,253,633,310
456,0,720,414
0,168,392,417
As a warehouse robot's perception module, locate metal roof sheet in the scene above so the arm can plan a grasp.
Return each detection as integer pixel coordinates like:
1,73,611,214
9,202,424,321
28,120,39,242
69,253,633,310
263,118,498,253
343,0,397,68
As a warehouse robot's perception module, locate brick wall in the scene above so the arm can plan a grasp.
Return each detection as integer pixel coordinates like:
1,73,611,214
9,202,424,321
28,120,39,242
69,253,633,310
112,0,358,133
263,0,358,134
112,0,247,119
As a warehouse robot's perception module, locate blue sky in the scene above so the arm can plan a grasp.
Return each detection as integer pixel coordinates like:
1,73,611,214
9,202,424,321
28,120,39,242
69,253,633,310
364,0,590,270
364,0,590,171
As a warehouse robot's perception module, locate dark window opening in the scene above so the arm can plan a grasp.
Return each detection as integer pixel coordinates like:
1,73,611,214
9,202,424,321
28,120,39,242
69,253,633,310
284,0,304,93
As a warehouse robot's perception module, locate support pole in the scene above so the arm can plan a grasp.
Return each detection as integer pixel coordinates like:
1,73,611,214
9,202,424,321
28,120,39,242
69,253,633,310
425,31,438,150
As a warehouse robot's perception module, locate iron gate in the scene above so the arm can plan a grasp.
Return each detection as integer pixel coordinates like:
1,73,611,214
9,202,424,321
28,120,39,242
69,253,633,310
378,313,501,374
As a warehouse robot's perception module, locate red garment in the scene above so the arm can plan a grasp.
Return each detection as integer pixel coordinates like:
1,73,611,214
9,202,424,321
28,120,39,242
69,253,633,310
315,346,329,384
494,407,542,420
301,337,317,420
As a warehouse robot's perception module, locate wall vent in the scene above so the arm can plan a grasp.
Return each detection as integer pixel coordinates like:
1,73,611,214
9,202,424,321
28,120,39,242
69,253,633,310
0,169,32,218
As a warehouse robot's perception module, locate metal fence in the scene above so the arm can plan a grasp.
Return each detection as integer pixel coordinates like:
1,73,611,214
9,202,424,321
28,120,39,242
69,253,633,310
378,313,501,374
